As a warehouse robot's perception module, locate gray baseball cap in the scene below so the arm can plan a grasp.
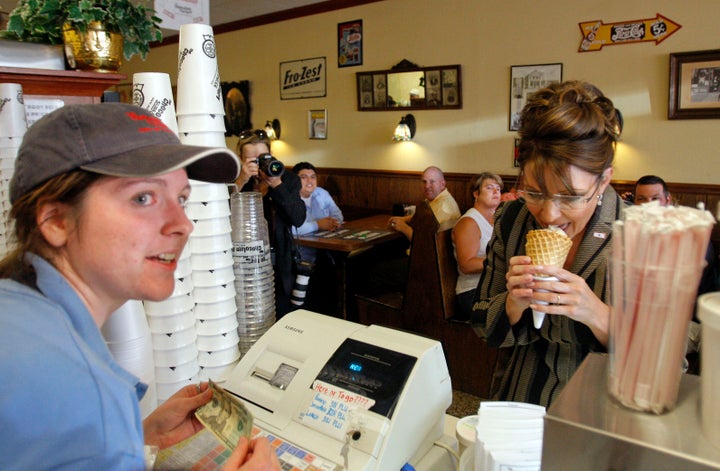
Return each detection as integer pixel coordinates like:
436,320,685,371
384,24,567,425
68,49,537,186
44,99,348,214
10,103,239,203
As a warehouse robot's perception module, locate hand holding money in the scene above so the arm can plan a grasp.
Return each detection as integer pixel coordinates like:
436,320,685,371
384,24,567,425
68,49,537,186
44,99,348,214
195,380,254,450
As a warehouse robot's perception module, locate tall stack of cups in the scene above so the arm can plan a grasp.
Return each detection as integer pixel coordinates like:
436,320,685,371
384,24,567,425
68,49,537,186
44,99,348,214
132,72,179,134
230,192,276,355
102,300,157,418
176,23,226,148
144,244,200,403
0,83,28,257
188,183,240,383
175,23,240,383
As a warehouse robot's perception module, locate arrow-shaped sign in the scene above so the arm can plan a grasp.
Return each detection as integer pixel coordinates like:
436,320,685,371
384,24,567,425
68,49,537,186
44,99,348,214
579,13,681,52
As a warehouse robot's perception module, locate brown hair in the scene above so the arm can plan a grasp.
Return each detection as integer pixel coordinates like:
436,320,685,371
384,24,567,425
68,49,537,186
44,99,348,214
517,80,620,194
0,170,103,285
471,172,503,195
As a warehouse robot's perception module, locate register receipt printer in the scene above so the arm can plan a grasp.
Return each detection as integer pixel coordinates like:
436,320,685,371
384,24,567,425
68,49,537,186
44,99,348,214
224,310,452,470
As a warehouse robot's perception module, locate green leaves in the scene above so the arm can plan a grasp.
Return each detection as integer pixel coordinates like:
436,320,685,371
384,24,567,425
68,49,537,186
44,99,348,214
4,0,163,61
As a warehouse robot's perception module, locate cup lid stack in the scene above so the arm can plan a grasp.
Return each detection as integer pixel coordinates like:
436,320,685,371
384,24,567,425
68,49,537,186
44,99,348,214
0,83,27,258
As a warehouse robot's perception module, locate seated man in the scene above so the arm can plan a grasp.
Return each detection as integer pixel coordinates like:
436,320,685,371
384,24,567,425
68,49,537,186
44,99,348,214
290,162,344,309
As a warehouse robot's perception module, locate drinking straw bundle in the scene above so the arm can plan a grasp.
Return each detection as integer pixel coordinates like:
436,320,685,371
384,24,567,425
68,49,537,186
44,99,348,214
609,201,715,414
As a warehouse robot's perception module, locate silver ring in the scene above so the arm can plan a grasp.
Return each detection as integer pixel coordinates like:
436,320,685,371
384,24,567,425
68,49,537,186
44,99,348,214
555,295,561,305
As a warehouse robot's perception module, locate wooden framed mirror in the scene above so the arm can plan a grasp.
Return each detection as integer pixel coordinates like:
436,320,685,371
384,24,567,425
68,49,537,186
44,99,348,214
356,62,462,111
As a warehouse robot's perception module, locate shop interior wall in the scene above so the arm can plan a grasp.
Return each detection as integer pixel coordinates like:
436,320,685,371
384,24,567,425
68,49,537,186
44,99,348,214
121,0,720,185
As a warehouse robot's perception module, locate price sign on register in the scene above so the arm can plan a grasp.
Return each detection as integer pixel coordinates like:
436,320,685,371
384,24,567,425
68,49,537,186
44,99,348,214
299,380,376,441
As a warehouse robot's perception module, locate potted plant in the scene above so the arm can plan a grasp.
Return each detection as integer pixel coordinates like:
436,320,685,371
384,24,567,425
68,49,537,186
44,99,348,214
2,0,162,65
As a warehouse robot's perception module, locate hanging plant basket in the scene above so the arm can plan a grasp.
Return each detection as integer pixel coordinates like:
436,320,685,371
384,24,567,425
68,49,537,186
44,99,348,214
62,21,124,73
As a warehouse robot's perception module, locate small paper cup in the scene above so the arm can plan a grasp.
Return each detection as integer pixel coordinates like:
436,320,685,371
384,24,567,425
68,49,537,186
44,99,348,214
195,313,239,335
188,181,230,202
151,326,197,350
191,216,232,237
146,309,196,334
192,265,235,287
197,344,241,367
196,329,240,351
197,360,239,382
177,113,226,133
155,358,199,383
153,342,199,367
193,283,236,303
144,293,195,316
194,297,237,319
190,249,234,270
186,200,231,220
179,130,227,147
156,377,196,401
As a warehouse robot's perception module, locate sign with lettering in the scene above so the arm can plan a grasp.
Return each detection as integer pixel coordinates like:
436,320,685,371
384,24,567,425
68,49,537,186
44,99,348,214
578,14,681,52
298,380,375,441
280,57,326,100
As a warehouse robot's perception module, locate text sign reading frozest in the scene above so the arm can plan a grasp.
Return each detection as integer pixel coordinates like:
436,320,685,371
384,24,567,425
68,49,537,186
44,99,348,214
299,380,375,441
280,57,327,100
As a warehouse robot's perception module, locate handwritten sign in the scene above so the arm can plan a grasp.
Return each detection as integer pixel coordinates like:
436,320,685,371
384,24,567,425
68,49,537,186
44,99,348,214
299,380,375,441
578,14,681,52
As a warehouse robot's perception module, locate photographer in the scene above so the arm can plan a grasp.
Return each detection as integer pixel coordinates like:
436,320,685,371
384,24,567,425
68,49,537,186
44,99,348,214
235,130,305,318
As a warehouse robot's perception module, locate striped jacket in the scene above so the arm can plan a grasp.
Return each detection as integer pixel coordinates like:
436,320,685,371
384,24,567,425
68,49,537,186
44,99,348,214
471,185,623,407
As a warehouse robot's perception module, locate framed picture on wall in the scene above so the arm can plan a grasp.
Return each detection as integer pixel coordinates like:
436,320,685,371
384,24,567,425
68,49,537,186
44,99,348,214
308,109,327,139
338,20,362,68
509,63,562,131
669,49,720,119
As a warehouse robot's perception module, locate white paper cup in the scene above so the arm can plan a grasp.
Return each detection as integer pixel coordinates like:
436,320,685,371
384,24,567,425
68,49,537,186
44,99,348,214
196,313,239,335
194,297,237,319
132,72,179,134
151,326,197,350
0,136,23,148
155,358,200,383
146,309,196,333
190,249,234,270
177,113,226,133
178,130,227,147
169,276,194,297
192,265,235,287
0,156,16,169
191,216,232,237
189,234,233,256
698,292,720,448
456,415,478,455
0,83,28,138
197,344,241,367
197,359,239,382
196,329,240,351
156,377,196,401
153,342,198,367
144,293,195,316
188,181,231,202
186,200,231,220
102,300,150,342
193,283,236,303
176,24,224,115
175,257,192,278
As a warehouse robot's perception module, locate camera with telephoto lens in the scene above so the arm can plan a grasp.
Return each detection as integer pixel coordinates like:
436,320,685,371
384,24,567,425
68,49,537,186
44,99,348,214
255,153,284,177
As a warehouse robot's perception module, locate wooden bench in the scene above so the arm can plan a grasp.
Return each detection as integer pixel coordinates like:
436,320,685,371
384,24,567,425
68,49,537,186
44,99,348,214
355,201,501,398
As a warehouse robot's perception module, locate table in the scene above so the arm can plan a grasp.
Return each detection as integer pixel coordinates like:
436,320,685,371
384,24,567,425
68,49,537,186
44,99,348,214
295,214,402,319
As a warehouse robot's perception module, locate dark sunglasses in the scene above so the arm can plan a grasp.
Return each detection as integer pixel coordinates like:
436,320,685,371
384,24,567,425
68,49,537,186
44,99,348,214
238,129,268,140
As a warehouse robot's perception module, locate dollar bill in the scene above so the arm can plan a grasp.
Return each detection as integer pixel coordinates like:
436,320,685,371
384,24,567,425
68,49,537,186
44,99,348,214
195,380,254,450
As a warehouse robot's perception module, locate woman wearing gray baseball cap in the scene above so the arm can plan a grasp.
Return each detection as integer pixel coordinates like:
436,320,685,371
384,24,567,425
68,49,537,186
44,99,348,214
0,104,280,470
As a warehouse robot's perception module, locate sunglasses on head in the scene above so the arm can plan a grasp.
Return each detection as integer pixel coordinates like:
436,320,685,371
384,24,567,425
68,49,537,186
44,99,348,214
238,129,268,140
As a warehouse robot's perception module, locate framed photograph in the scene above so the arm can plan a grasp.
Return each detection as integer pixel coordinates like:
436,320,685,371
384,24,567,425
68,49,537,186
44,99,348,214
509,63,562,131
338,20,362,68
308,109,327,139
669,49,720,119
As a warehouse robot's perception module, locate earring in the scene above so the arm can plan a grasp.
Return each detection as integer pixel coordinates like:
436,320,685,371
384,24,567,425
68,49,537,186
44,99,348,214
597,193,604,206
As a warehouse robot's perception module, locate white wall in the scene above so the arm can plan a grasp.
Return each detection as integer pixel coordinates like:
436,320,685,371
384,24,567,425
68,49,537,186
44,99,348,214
121,0,720,184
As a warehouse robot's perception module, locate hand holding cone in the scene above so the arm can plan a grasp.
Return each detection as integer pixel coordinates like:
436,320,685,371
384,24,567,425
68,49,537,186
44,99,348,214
525,227,572,328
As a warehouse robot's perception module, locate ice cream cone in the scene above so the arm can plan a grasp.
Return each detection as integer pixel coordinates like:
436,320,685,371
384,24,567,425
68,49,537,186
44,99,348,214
526,228,571,328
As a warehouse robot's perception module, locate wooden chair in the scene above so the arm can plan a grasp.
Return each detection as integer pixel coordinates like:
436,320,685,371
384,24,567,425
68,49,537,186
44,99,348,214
355,201,500,398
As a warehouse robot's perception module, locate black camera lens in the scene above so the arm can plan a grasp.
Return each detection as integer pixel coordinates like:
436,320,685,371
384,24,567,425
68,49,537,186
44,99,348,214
256,153,284,177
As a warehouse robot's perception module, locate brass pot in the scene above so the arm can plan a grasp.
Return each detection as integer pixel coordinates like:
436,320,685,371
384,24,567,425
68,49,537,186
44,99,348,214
62,21,123,73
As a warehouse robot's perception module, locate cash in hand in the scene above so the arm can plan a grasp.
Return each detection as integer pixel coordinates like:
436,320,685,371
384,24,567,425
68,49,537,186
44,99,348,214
195,380,254,450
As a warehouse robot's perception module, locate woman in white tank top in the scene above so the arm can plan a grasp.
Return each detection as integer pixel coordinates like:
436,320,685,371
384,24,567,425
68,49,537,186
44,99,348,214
452,173,504,315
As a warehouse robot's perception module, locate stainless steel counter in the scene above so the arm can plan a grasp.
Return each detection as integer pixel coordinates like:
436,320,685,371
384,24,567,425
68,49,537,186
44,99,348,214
542,353,720,470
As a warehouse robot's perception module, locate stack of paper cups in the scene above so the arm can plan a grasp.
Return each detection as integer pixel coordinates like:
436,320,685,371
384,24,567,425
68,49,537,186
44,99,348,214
102,300,157,418
0,83,28,257
176,23,226,147
188,180,240,383
698,292,720,449
144,245,200,402
132,72,179,135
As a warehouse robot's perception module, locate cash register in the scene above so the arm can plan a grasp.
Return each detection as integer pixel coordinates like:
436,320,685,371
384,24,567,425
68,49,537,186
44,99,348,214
224,310,455,470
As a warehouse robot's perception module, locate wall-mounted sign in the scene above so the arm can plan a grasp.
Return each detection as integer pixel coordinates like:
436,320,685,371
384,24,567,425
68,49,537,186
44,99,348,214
279,57,326,100
579,14,681,52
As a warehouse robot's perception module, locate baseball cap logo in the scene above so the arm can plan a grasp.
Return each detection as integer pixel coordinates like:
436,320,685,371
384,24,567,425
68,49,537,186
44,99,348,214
127,111,173,134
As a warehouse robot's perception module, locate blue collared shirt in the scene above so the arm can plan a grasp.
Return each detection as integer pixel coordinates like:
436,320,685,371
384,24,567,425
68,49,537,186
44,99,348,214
0,254,147,470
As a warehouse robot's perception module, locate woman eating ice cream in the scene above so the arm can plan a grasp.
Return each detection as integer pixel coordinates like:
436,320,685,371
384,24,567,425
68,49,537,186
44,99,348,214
471,80,624,407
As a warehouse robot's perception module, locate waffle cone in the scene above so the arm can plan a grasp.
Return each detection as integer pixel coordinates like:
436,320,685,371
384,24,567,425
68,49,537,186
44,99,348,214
526,228,572,268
